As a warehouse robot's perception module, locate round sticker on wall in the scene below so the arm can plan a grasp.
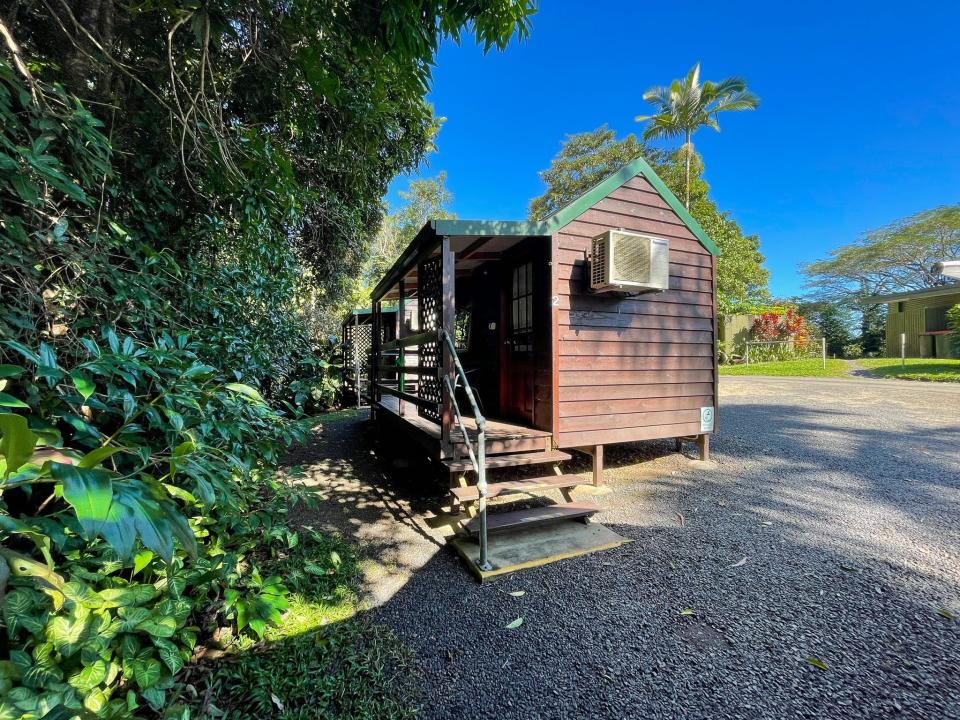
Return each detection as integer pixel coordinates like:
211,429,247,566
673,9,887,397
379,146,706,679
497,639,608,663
700,406,715,433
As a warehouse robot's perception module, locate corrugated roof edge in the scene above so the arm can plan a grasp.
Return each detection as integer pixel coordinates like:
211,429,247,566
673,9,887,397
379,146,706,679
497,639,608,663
432,156,719,255
861,284,960,304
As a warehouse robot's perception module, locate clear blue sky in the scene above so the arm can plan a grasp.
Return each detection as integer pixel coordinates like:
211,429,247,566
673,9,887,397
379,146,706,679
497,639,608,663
386,1,960,298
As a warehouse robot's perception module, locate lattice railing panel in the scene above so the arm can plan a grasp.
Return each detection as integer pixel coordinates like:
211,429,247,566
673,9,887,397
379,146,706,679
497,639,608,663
417,255,442,423
342,322,373,396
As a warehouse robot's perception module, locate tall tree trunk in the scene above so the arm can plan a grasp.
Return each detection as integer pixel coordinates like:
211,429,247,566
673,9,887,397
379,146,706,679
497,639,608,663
684,130,691,209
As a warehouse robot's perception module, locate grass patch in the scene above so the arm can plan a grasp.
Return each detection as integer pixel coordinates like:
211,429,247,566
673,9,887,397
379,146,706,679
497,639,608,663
857,358,960,382
719,358,850,377
200,620,416,720
182,526,418,719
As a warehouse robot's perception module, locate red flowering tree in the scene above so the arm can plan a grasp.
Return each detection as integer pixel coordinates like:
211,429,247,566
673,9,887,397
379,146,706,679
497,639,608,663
750,309,812,354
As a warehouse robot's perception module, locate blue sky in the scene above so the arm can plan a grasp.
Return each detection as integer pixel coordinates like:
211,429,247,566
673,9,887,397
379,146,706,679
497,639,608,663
386,1,960,298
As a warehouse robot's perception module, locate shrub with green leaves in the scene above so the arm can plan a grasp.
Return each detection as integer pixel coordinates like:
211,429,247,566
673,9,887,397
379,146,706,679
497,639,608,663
0,333,314,717
948,304,960,357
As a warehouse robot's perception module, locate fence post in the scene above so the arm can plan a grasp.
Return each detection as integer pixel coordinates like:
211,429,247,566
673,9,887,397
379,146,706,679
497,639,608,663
822,337,826,370
745,342,750,365
900,332,906,367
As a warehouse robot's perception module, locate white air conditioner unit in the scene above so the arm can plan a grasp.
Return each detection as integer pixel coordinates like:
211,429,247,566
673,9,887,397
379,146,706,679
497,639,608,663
590,229,669,293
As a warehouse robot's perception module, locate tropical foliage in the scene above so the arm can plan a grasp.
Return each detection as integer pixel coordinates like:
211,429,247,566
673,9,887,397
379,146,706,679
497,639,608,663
528,125,665,220
636,63,759,208
0,1,534,715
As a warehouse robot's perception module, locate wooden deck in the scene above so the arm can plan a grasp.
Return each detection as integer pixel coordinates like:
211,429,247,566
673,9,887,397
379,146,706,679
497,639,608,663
375,395,551,459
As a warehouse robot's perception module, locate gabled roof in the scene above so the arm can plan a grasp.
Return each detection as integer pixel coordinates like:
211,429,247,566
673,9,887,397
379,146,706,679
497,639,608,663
863,284,960,304
425,156,719,255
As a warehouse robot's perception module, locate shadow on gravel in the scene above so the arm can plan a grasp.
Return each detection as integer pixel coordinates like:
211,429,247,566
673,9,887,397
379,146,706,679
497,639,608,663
282,405,960,720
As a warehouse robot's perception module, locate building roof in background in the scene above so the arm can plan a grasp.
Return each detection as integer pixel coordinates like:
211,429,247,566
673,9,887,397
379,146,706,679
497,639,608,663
863,284,960,304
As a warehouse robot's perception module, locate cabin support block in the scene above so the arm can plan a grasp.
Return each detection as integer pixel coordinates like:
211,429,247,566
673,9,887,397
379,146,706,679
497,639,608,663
574,445,604,486
697,434,710,462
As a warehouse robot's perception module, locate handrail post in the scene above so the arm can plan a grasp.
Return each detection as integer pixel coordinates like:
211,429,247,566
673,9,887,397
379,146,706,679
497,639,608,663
440,328,491,572
476,413,490,570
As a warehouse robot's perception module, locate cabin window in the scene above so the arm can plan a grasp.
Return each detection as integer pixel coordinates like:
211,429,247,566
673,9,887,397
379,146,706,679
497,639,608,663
925,306,949,332
896,301,904,313
510,261,534,354
455,306,472,351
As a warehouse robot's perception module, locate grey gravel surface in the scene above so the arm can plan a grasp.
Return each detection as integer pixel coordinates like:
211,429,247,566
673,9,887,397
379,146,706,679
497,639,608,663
290,376,960,719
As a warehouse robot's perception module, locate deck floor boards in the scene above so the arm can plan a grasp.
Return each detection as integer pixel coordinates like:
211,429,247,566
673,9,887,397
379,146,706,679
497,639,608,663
376,395,550,456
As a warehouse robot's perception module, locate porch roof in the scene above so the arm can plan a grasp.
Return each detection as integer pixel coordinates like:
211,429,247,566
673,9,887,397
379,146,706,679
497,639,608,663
370,220,550,301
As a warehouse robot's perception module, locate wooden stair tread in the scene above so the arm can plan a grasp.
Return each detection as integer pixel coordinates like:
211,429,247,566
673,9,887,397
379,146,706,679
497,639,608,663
451,475,586,503
462,503,600,536
443,450,571,473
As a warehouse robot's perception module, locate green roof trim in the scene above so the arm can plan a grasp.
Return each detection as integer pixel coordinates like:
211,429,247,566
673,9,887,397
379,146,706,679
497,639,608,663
432,219,548,237
428,157,719,255
541,156,719,255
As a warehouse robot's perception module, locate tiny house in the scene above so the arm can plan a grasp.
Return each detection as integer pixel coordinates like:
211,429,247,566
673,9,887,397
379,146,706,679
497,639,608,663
367,157,718,578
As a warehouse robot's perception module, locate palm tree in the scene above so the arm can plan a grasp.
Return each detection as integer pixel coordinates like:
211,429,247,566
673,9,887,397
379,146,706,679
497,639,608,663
636,63,759,208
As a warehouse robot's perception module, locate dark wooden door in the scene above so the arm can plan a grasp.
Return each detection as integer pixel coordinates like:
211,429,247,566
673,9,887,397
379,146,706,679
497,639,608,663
501,258,536,425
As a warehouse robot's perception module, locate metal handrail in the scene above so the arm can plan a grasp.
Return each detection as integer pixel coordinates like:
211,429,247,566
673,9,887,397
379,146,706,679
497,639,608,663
439,328,491,571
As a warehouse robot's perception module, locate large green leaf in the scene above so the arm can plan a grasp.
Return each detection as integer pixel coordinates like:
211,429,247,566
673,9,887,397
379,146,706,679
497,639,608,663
0,392,30,408
68,658,107,692
0,413,39,478
131,657,163,690
0,515,53,567
0,365,24,379
52,463,113,539
70,371,96,402
224,382,266,404
77,445,124,469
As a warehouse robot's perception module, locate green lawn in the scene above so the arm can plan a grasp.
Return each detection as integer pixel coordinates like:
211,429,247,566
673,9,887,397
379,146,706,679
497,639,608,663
857,357,960,382
719,358,850,377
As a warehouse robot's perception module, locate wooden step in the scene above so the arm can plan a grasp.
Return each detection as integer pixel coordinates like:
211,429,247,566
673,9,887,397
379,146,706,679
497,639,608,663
443,450,572,473
462,502,600,536
451,475,586,503
452,434,548,457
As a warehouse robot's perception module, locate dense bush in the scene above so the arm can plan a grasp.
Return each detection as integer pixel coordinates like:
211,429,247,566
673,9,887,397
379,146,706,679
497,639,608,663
842,342,864,359
0,331,314,716
948,305,960,357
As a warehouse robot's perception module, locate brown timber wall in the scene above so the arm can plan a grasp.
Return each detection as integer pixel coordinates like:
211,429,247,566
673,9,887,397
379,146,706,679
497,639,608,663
552,173,718,448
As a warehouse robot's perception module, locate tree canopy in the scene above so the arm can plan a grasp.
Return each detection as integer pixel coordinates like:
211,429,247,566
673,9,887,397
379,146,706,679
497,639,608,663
803,205,960,300
529,128,769,313
528,125,665,220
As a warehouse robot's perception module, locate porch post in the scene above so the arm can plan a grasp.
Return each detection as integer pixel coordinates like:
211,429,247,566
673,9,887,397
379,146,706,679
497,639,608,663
354,312,361,409
398,279,406,417
440,236,455,455
370,299,380,417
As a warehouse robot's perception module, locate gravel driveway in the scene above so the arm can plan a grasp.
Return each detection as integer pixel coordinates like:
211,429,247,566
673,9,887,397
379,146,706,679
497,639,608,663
291,376,960,719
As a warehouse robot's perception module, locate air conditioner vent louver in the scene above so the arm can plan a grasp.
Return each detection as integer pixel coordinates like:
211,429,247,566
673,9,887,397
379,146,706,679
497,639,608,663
589,230,669,293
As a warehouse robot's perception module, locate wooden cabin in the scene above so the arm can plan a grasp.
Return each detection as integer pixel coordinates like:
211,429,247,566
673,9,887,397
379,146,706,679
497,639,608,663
367,157,718,579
